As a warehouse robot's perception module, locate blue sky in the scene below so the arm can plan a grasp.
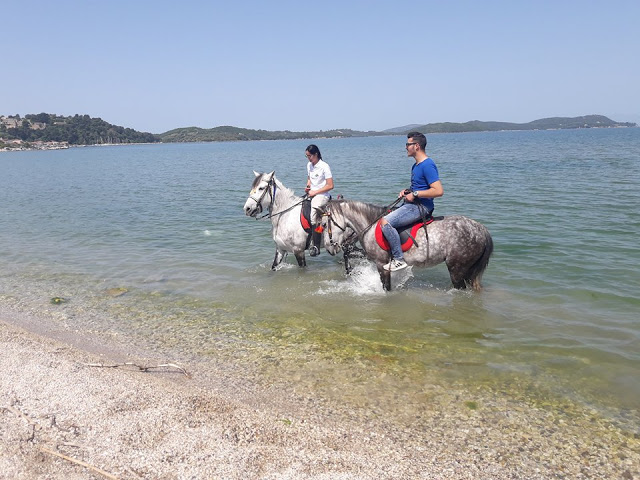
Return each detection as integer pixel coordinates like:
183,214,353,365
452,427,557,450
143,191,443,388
3,1,639,133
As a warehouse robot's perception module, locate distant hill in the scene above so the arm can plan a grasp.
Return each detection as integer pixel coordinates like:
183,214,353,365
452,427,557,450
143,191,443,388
382,124,423,134
2,113,635,150
0,113,159,145
160,115,635,142
158,125,381,142
404,115,636,135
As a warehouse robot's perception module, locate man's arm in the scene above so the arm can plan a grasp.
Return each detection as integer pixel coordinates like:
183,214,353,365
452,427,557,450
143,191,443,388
409,180,443,201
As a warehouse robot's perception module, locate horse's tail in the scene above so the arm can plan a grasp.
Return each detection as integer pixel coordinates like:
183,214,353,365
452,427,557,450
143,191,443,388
467,229,494,291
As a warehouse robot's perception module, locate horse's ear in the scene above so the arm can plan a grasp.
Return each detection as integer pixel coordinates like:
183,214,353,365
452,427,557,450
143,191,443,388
267,170,275,178
253,170,260,177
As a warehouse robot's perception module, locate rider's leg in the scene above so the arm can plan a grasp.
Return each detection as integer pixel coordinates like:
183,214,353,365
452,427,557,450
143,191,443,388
381,204,423,270
380,222,403,260
380,204,422,261
310,195,329,256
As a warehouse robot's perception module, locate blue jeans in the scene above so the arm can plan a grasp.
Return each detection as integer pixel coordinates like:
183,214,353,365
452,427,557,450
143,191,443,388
381,203,430,260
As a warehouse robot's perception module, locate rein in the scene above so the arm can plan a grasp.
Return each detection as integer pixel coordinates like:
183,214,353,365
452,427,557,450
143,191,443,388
251,176,307,220
323,209,351,249
324,196,405,251
257,197,307,220
361,196,404,235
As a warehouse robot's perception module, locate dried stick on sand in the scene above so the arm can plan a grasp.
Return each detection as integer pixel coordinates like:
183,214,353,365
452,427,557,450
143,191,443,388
83,362,190,377
40,446,120,480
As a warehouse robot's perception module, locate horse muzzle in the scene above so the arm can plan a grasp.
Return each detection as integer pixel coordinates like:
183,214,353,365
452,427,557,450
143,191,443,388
324,239,341,256
243,199,263,217
244,206,261,217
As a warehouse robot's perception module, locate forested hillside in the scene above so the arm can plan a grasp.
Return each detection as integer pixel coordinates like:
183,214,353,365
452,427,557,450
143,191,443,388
158,126,380,142
411,115,635,134
0,113,159,145
2,113,635,151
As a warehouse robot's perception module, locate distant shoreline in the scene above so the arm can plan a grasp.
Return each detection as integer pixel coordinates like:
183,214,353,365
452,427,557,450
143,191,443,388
2,113,637,149
0,141,160,153
1,124,637,153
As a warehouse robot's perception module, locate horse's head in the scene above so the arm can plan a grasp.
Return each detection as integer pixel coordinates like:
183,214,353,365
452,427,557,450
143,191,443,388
244,171,275,217
319,202,356,256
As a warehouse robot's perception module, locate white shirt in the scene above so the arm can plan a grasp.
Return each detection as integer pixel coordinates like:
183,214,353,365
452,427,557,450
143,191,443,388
307,159,333,197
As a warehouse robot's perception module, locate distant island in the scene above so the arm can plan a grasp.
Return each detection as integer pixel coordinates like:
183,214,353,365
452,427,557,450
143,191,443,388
156,115,636,142
1,113,636,151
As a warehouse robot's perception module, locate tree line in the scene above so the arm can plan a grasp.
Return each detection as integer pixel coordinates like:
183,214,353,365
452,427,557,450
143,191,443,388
2,113,635,147
1,114,159,145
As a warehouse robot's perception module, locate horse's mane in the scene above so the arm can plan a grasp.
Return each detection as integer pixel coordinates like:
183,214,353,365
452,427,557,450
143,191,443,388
273,176,297,199
331,198,387,223
250,175,264,190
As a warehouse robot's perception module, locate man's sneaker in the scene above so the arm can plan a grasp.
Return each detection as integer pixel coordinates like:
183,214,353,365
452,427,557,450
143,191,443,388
309,246,320,257
383,259,408,271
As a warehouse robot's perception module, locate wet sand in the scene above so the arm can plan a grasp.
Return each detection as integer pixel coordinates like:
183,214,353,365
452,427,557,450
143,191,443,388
1,313,639,479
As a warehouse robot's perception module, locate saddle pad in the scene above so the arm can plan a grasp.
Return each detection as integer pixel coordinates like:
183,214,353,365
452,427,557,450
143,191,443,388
300,199,312,233
374,218,434,252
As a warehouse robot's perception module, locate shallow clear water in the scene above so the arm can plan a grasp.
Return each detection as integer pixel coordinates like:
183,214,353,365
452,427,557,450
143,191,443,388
1,129,639,428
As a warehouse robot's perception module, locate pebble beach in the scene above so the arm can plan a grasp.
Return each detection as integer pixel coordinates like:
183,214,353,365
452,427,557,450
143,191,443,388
1,310,638,479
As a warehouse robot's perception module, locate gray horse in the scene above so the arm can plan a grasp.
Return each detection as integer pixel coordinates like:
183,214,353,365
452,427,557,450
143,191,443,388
320,199,493,291
243,171,314,269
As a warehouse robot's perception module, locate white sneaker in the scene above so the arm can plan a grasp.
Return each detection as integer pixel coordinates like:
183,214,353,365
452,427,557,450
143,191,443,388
383,259,408,271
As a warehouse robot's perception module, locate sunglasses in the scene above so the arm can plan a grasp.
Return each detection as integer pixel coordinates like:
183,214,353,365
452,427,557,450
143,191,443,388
405,142,418,148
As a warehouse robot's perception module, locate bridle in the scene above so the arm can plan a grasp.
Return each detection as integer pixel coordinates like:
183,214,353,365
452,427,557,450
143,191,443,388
322,205,358,250
248,175,307,220
248,175,276,216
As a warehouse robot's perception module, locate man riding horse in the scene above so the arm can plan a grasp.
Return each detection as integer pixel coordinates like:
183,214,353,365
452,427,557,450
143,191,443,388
379,132,443,272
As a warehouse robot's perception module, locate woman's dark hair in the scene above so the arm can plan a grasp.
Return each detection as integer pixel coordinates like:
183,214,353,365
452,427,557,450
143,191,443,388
305,144,322,159
407,131,427,150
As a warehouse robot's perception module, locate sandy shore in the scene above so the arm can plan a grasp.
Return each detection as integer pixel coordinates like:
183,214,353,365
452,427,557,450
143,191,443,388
1,315,639,480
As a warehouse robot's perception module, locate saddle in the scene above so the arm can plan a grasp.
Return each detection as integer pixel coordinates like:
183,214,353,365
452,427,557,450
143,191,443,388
374,217,436,252
300,198,324,249
300,198,313,233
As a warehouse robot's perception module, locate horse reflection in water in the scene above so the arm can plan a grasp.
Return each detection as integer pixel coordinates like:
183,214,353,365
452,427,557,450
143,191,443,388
320,199,493,291
243,171,315,269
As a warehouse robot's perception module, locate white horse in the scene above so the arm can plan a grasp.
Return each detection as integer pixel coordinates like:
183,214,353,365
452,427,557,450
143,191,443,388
243,171,315,269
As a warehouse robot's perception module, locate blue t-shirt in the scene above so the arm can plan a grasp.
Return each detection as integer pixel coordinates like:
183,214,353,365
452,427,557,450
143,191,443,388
411,157,439,212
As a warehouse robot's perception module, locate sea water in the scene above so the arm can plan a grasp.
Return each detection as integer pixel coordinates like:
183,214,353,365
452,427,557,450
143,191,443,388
1,128,639,429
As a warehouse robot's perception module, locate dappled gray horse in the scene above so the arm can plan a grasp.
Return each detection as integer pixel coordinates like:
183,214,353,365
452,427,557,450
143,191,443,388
321,199,493,291
243,171,314,269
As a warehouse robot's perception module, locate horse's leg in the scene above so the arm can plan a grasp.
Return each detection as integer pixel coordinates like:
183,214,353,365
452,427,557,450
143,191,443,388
343,246,353,274
445,261,469,289
447,240,493,290
377,266,391,291
466,237,493,291
271,249,287,270
294,251,307,268
450,273,468,290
